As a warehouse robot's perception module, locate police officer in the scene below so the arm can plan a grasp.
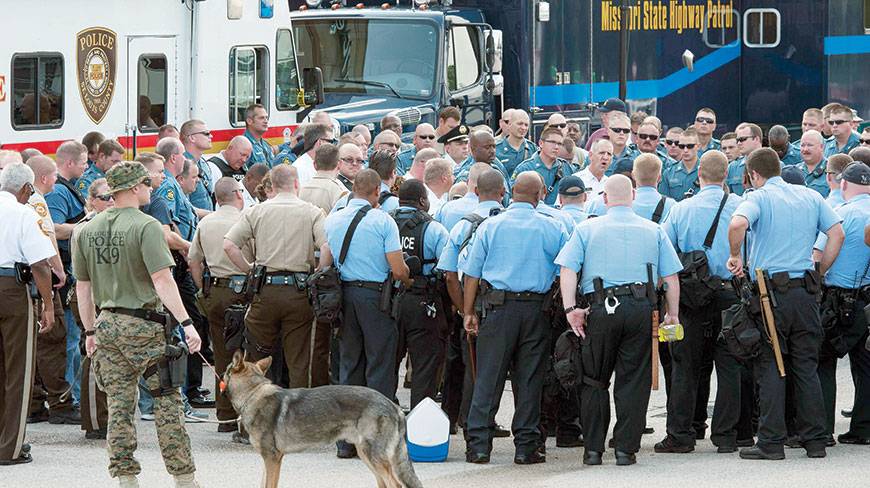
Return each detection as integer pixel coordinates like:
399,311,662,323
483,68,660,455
331,150,400,213
207,136,252,186
588,154,675,222
224,165,326,389
461,172,568,465
435,163,489,231
660,128,701,201
797,130,830,197
455,130,511,183
727,123,764,196
77,139,125,199
824,154,853,208
693,108,721,159
437,168,505,435
512,127,573,206
337,143,365,192
0,162,56,465
658,151,746,453
389,180,450,408
396,123,438,175
496,109,537,176
727,147,845,460
300,143,350,216
243,103,274,169
769,125,802,166
189,177,251,433
824,104,860,158
180,119,215,214
73,162,202,487
556,176,589,224
320,169,411,459
439,125,471,169
557,175,682,466
813,162,870,445
605,112,640,177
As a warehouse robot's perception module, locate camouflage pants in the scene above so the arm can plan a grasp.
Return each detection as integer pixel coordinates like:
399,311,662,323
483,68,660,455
92,311,195,478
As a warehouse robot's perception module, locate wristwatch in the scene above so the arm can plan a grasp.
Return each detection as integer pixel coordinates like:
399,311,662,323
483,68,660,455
564,305,581,314
180,318,194,328
83,329,96,337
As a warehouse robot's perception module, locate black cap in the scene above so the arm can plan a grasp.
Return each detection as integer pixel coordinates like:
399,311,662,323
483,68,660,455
558,175,587,196
599,98,627,114
842,162,870,185
781,165,805,186
437,125,470,144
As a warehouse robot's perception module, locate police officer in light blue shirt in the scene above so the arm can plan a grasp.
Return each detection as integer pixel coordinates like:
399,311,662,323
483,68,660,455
822,153,853,208
768,125,802,166
658,150,748,453
726,148,844,461
76,140,124,199
511,126,574,206
556,176,589,225
823,105,860,158
556,174,682,466
812,162,870,443
320,169,411,460
659,129,701,201
496,109,538,176
460,172,568,465
153,169,197,241
693,108,721,160
243,104,274,169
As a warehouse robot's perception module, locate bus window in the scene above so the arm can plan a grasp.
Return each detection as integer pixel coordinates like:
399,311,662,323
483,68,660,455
744,9,780,48
276,29,300,111
229,46,269,126
703,9,739,48
11,53,63,130
138,55,167,131
447,26,481,92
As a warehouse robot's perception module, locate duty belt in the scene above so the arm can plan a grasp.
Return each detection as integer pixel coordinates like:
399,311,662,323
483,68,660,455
584,283,647,305
0,268,16,277
104,307,169,326
264,272,308,287
211,275,247,289
502,290,546,301
342,280,384,292
824,285,870,302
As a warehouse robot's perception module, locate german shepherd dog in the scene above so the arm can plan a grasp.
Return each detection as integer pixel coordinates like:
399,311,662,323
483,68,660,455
223,351,424,488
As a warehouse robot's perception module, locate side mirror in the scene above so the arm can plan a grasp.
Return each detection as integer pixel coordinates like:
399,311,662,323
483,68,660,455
301,67,324,107
486,30,503,73
682,49,695,72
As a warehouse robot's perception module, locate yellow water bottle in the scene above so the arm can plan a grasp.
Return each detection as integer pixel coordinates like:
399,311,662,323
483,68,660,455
659,323,685,342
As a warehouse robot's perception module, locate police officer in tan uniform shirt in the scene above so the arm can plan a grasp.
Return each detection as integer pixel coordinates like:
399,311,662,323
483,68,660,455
188,177,252,432
224,165,328,388
300,143,350,216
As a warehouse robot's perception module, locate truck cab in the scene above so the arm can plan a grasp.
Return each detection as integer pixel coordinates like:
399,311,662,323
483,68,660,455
289,0,502,137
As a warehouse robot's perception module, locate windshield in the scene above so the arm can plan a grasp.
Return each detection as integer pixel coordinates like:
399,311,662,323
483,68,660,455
293,18,438,100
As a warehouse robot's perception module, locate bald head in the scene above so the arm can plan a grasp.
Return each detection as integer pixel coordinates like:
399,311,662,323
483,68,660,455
228,135,253,151
603,174,634,207
26,155,58,194
476,169,506,202
511,171,543,204
270,165,298,193
352,169,381,198
466,162,491,192
214,177,243,206
698,150,728,185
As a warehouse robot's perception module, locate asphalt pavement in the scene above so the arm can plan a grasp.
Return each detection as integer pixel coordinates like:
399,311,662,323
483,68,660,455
9,361,868,488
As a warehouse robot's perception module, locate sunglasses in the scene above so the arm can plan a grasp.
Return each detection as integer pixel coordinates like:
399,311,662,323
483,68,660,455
418,135,436,140
542,139,563,145
193,130,212,137
320,138,339,145
340,157,364,166
636,133,658,140
861,139,870,145
610,127,631,134
736,135,755,143
550,123,567,129
828,119,849,126
677,143,696,149
96,194,114,202
665,139,677,145
695,117,715,124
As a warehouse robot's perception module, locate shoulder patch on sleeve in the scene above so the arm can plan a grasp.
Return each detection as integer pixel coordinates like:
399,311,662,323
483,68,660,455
166,189,175,201
78,180,86,190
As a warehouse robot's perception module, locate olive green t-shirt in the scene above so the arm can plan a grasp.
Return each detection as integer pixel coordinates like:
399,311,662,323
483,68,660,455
72,207,174,310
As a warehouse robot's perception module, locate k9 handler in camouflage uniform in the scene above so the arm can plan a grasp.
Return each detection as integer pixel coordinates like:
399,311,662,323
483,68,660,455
73,162,203,488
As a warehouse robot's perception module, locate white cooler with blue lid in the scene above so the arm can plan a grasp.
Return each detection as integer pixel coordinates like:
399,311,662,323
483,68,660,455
405,397,449,462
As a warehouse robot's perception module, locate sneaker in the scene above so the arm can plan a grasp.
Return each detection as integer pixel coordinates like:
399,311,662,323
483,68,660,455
140,413,155,421
184,410,209,423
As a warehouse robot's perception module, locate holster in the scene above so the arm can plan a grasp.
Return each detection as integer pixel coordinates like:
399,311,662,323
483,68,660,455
719,277,762,361
223,303,248,353
202,267,213,298
379,277,394,314
145,315,189,397
245,265,267,302
14,262,39,300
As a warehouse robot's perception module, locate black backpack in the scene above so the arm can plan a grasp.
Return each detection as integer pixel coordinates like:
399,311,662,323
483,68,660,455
389,208,435,276
676,193,728,309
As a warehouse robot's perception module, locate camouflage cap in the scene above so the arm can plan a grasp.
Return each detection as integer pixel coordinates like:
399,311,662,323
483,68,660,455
106,161,149,193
